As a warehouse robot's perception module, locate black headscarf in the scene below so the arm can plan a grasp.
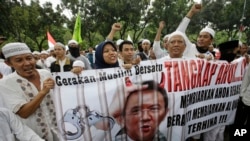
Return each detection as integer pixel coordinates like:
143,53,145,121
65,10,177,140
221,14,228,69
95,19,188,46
95,41,119,69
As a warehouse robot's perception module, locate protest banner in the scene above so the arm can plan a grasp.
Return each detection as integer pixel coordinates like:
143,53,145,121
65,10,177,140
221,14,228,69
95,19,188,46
53,58,247,141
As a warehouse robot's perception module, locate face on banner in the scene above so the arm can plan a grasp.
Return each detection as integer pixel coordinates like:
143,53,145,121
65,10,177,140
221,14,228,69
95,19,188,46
123,89,168,140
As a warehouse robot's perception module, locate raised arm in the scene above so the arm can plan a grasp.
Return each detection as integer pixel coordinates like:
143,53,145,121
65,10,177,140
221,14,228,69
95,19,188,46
106,23,122,41
153,21,166,59
176,3,202,33
155,21,165,42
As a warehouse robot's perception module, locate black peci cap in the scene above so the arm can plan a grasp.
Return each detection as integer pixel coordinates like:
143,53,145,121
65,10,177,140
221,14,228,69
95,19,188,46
218,40,239,51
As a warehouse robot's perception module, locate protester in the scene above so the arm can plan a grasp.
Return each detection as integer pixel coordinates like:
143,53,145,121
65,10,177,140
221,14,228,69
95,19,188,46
32,51,41,61
94,22,126,69
153,21,169,59
36,50,49,69
118,40,140,68
71,60,85,75
137,39,144,53
86,47,95,69
159,31,188,60
218,40,240,63
50,42,74,72
67,39,92,70
109,79,168,141
0,42,58,141
0,52,12,79
202,40,240,141
0,36,12,78
95,40,119,69
149,46,157,60
228,65,250,141
176,3,214,61
239,43,250,62
0,107,45,141
45,48,56,69
240,43,249,56
136,39,151,61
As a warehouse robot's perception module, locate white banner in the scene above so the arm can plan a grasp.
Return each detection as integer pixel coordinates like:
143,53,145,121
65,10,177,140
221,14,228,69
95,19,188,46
53,58,247,141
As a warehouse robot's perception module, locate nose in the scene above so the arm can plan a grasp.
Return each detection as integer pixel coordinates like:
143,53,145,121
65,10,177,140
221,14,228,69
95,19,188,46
24,59,32,65
141,110,151,121
109,50,116,55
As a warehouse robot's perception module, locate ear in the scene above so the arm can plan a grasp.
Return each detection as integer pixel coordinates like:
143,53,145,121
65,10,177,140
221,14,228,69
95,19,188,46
4,60,12,67
161,108,169,120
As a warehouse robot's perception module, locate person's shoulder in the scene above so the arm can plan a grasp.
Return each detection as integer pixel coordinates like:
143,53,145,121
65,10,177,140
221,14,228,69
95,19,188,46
0,72,15,82
37,69,52,76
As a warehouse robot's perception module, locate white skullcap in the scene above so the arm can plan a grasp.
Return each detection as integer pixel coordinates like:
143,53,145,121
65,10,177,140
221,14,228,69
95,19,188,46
116,39,124,46
168,31,189,45
68,39,78,45
200,27,215,38
54,42,65,49
73,60,85,68
163,34,170,40
142,39,151,44
2,42,31,58
41,50,49,55
32,51,40,55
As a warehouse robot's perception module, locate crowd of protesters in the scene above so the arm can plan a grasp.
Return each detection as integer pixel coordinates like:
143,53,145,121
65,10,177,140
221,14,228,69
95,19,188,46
0,2,250,141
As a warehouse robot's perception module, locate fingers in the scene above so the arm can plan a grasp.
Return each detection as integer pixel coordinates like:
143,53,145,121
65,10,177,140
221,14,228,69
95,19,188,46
43,78,55,90
112,23,122,31
71,67,82,74
122,64,132,70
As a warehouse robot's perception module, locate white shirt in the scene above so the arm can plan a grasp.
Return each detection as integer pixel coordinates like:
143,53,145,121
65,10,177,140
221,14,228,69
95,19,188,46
0,69,58,141
59,58,67,72
0,59,12,76
241,66,250,106
0,107,45,141
45,56,56,68
153,41,168,59
176,17,214,60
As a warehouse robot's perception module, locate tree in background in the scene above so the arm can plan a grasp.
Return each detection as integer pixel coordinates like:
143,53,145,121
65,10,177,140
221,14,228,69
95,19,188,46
1,0,250,51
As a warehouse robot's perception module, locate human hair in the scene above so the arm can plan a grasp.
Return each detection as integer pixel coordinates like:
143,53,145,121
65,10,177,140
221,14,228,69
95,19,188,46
119,40,134,52
122,80,168,116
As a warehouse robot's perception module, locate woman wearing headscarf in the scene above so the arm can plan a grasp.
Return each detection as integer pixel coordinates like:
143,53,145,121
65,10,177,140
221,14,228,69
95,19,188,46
95,41,119,69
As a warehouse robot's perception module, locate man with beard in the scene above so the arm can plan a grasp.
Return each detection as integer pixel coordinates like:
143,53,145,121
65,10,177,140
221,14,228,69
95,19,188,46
67,40,92,70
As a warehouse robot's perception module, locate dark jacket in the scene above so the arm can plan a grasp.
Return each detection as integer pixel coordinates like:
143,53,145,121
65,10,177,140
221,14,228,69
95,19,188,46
50,57,74,72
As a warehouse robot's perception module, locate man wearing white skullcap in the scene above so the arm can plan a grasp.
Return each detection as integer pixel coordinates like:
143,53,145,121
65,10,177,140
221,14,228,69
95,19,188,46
176,3,214,61
176,3,220,141
71,60,85,74
136,39,151,61
159,31,188,61
36,51,49,70
50,42,74,72
0,42,59,141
